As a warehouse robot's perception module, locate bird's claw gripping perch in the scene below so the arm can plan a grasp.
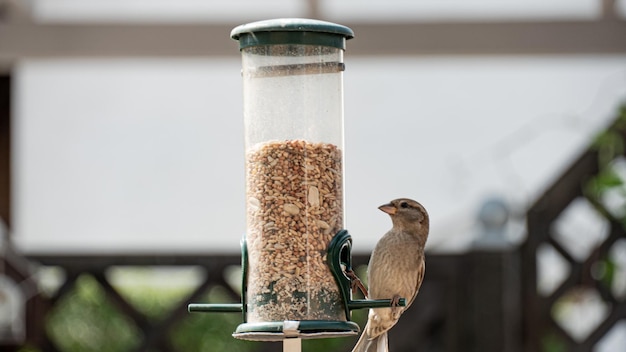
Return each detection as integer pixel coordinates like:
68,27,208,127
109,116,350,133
345,268,368,298
390,294,401,307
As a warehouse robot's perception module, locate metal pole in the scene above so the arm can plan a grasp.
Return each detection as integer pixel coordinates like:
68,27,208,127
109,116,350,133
283,338,301,352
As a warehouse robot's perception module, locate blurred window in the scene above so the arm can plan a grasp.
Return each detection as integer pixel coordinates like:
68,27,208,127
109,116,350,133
323,0,600,22
32,0,306,23
33,0,603,23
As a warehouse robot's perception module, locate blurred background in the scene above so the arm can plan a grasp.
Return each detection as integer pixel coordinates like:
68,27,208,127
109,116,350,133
0,0,625,351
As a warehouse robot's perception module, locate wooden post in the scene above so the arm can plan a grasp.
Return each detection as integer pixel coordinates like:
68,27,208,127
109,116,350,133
283,338,301,352
0,75,10,229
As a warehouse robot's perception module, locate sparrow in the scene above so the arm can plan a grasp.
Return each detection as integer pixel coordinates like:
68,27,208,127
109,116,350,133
351,198,429,352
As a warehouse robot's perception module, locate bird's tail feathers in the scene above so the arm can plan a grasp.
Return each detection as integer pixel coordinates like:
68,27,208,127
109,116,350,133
351,329,388,352
377,332,388,352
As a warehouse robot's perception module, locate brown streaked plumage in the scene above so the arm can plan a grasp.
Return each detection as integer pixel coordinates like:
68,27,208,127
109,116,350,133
351,198,429,352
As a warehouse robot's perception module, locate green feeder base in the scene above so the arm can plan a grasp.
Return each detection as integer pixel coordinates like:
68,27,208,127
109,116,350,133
233,320,360,341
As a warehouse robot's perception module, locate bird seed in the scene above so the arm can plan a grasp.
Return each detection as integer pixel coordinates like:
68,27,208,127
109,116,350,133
245,140,345,322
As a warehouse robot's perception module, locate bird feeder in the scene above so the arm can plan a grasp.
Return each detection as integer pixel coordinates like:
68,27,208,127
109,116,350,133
188,18,404,344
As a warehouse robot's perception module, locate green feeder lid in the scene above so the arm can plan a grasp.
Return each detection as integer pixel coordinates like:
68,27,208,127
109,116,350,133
231,18,354,50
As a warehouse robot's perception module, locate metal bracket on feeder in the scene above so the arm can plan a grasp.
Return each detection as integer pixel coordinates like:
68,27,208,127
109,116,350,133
328,230,406,320
187,237,248,321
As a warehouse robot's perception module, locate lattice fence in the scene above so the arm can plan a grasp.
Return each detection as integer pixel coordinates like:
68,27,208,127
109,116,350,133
523,106,626,351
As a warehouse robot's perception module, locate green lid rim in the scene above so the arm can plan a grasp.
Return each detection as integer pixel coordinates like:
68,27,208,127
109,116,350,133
236,31,347,50
231,18,354,50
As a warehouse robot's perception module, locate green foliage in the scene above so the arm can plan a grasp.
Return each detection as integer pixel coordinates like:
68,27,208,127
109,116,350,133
27,271,366,352
586,104,626,216
593,257,617,290
41,274,259,352
171,286,256,352
541,332,566,352
111,269,198,321
171,312,256,352
585,168,625,203
17,345,40,352
46,275,141,352
593,130,625,168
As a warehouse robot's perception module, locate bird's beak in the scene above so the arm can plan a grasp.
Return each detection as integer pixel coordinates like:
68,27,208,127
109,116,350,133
378,203,396,215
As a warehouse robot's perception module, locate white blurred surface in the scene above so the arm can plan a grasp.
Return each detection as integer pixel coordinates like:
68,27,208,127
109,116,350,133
32,0,307,23
31,0,605,23
344,55,626,252
323,0,600,22
14,59,245,253
12,55,626,254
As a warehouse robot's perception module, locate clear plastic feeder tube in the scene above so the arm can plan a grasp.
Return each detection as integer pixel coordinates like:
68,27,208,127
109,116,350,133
232,19,354,324
242,44,344,148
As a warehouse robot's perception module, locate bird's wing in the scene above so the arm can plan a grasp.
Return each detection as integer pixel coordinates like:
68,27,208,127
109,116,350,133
405,257,425,309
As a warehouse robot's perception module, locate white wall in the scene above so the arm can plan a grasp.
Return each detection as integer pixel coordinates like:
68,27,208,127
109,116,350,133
13,55,626,254
32,0,608,23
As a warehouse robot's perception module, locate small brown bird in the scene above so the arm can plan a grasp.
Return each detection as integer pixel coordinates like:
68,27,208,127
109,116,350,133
351,198,429,352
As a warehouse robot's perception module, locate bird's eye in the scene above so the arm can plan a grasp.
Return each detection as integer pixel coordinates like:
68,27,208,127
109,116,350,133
400,202,409,208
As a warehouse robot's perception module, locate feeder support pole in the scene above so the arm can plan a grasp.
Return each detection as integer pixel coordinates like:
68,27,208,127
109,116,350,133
283,338,302,352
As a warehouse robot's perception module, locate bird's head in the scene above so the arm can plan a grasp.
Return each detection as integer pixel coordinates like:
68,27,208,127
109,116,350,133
379,198,429,238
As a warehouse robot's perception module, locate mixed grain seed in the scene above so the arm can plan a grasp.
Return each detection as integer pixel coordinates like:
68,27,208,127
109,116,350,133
245,140,345,322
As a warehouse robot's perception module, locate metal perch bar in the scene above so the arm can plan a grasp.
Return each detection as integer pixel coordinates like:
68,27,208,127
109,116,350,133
188,303,242,313
188,297,406,314
348,298,407,310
